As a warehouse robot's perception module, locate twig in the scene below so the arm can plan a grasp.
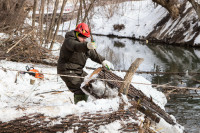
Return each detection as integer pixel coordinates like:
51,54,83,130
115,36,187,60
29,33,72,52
35,91,65,96
6,30,34,54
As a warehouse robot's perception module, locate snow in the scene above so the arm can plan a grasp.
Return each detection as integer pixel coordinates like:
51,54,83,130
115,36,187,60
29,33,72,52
97,120,122,133
194,0,200,4
155,117,184,133
58,0,200,45
60,0,167,39
0,33,9,39
194,34,200,45
36,1,74,14
0,59,184,132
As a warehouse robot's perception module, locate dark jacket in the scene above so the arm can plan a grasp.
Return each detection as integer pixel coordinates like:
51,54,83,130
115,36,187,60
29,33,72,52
57,30,105,75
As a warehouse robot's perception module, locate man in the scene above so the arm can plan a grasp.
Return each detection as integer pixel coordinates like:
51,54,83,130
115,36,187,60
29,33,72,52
57,23,113,104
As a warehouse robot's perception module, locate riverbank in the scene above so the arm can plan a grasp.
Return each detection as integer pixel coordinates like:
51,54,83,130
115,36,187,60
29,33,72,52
59,0,200,47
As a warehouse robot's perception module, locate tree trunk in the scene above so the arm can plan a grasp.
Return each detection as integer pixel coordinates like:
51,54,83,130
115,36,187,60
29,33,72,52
32,0,38,28
39,0,45,44
83,0,87,10
37,1,42,36
152,0,180,19
49,0,67,50
76,0,82,25
68,0,79,31
45,0,50,43
82,0,96,22
188,0,200,21
46,0,59,44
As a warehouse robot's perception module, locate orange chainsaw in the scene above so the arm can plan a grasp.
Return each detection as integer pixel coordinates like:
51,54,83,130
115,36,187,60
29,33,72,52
21,66,44,79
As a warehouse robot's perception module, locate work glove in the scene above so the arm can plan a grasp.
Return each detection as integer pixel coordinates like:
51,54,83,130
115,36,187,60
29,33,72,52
87,41,97,50
102,60,114,70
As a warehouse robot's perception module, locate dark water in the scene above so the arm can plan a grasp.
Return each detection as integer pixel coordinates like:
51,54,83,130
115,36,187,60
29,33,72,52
94,36,200,133
165,93,200,133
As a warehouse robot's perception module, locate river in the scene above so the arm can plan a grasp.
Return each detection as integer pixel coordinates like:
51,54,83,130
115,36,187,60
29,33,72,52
94,35,200,133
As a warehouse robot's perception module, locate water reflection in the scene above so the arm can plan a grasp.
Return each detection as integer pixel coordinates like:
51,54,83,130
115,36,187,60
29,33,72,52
114,41,125,48
94,35,200,133
94,36,200,88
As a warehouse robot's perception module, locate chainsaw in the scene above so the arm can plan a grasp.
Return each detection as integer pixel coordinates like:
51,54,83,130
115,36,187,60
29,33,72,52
20,65,44,79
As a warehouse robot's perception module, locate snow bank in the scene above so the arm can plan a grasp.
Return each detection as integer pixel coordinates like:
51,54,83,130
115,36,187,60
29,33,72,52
0,59,184,132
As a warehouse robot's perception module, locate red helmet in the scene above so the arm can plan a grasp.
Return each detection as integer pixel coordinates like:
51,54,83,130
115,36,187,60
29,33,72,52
75,23,90,38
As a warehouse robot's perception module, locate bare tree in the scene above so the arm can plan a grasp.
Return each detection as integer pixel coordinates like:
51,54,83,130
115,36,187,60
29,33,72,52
45,0,50,42
32,0,38,29
82,0,96,22
0,0,28,33
39,0,45,44
68,0,79,30
76,0,83,25
46,0,59,43
49,0,68,50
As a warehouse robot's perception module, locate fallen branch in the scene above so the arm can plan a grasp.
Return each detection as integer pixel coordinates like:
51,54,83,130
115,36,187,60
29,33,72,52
6,30,34,54
35,91,65,96
152,84,200,91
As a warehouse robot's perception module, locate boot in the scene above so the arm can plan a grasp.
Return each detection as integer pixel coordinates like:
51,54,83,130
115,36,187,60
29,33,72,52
74,94,88,104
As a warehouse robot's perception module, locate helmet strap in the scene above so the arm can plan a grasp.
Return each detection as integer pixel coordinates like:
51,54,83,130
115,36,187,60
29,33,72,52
76,31,79,39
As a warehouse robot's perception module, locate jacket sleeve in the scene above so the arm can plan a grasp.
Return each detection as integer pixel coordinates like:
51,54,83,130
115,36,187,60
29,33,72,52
88,50,105,64
64,36,89,52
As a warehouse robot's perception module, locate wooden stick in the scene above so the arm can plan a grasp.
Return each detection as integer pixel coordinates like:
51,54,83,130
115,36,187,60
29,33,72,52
119,58,144,95
6,30,34,54
35,91,65,96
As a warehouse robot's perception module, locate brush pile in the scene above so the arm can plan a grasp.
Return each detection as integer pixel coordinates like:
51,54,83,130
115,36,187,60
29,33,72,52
0,27,51,63
82,67,175,125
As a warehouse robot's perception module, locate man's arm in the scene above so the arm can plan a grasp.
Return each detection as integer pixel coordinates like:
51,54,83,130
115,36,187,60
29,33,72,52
88,50,105,64
64,37,89,52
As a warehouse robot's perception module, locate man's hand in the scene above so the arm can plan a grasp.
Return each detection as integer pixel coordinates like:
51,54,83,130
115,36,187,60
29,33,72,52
87,41,97,50
102,60,114,70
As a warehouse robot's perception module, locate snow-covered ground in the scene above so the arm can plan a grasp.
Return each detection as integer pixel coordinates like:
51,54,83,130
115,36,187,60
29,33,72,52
0,58,184,132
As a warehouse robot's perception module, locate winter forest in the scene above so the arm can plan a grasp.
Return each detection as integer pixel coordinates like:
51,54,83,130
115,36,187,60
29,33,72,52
0,0,200,133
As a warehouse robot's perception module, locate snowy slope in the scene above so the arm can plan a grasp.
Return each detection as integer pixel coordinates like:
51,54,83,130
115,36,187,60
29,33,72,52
59,0,200,46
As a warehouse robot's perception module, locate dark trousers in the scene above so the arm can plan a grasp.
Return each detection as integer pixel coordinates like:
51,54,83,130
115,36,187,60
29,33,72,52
60,70,87,95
